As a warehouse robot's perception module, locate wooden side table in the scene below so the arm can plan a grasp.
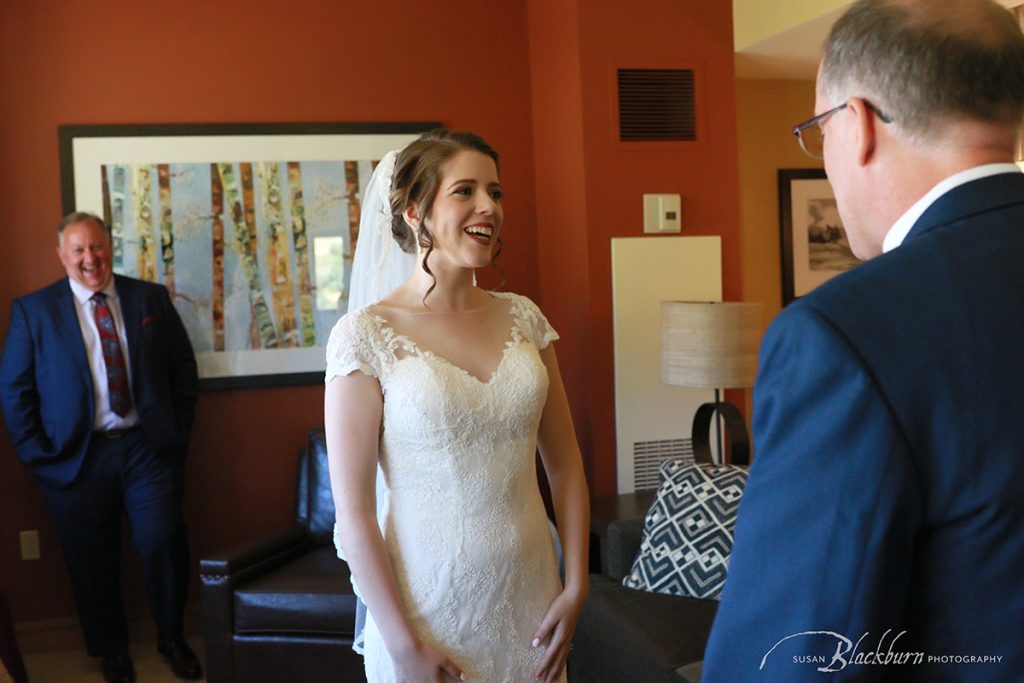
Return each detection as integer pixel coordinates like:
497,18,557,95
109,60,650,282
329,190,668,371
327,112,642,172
589,490,656,575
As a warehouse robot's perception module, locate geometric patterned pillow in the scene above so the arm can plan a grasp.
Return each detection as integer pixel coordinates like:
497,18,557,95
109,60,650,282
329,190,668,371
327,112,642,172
623,458,748,600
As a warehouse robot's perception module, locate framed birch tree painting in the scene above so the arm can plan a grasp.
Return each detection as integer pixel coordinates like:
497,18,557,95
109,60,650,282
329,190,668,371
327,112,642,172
59,122,436,389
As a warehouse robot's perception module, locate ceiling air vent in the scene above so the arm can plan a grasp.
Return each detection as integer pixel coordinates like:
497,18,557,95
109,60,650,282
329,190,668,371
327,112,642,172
617,68,696,142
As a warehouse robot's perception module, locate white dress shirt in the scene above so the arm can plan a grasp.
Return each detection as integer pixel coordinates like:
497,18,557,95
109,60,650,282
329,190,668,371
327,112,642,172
882,163,1023,252
68,277,139,431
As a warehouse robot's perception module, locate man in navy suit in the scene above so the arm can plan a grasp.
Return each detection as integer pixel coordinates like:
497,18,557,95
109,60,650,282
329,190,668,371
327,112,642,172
703,1,1024,681
0,212,201,682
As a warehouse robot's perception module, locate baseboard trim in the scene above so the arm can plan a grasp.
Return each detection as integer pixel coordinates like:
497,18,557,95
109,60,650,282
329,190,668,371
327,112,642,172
14,604,202,654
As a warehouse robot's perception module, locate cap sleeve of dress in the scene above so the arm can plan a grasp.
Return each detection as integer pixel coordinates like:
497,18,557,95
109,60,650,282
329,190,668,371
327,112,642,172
325,309,380,383
511,293,560,350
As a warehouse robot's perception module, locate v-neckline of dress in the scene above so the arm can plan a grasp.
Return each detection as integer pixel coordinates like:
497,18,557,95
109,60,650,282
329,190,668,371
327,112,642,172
371,299,520,385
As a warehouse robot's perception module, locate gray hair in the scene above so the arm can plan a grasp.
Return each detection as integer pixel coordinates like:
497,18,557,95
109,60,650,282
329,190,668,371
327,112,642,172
57,211,110,246
821,0,1024,142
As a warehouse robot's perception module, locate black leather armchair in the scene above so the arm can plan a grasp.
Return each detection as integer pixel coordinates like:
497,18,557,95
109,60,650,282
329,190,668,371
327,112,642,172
201,429,366,683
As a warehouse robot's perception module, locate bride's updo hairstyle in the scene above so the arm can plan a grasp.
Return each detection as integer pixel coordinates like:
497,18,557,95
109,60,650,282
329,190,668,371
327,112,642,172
389,129,504,301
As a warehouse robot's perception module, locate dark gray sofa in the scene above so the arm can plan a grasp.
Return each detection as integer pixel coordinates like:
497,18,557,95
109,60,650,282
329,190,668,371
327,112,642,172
570,517,716,682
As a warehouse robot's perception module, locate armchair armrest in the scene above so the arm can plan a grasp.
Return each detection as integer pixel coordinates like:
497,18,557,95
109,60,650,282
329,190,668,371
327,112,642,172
201,524,309,580
606,517,644,581
200,524,310,683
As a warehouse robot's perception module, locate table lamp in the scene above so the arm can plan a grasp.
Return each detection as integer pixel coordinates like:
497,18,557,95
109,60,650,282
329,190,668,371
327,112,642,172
660,301,763,465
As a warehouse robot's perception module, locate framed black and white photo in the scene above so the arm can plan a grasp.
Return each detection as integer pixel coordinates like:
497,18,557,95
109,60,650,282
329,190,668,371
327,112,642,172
778,168,860,305
59,122,436,389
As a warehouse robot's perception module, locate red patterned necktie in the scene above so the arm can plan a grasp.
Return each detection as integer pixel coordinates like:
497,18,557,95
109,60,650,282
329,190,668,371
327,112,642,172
91,293,133,417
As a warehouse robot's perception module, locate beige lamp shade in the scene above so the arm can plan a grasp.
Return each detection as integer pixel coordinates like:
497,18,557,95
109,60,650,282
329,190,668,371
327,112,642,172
661,301,764,389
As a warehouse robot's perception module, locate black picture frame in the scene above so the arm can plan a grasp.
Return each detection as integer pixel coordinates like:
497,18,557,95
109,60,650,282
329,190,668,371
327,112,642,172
778,168,859,306
59,121,438,390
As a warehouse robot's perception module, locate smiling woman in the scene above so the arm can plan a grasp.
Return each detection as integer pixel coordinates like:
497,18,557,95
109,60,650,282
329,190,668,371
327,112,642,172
386,129,505,306
403,147,504,276
324,129,591,683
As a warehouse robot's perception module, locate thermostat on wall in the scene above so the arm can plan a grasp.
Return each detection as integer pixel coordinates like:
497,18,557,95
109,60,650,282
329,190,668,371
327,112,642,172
643,194,681,234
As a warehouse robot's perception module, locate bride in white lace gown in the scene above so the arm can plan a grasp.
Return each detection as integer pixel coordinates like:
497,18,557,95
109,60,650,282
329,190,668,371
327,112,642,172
325,130,589,683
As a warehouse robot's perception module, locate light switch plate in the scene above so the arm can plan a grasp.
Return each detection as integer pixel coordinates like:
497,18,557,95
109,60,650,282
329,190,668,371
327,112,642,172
20,530,40,561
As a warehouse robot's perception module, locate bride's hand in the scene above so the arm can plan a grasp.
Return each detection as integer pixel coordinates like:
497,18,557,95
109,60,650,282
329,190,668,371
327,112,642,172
393,639,466,683
531,588,586,683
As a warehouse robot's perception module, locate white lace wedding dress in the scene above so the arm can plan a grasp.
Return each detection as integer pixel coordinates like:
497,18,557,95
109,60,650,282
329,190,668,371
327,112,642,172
326,291,566,683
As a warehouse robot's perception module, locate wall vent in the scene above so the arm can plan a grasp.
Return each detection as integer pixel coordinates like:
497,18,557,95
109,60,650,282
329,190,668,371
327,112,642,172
633,438,694,491
617,68,696,142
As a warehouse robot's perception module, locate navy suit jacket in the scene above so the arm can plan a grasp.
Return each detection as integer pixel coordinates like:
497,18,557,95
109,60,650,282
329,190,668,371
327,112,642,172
703,173,1024,682
0,274,198,489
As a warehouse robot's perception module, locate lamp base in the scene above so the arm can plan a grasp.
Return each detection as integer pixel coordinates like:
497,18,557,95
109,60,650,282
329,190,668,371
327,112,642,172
691,400,750,466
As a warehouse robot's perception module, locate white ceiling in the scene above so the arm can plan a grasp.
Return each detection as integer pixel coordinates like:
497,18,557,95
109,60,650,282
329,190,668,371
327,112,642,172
735,0,1022,80
735,7,846,80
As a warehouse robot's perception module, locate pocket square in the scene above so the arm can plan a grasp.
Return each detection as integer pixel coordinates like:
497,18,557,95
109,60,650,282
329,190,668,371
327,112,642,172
141,314,157,327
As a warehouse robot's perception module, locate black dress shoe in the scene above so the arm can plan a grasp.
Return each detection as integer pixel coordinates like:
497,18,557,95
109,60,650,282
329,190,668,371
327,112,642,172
102,651,136,683
157,637,203,680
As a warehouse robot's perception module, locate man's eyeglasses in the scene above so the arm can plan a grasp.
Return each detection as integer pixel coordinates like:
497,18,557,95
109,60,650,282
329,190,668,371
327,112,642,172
793,100,893,160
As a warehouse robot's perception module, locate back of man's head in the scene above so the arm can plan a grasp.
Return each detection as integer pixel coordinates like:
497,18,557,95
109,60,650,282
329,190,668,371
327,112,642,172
821,0,1024,144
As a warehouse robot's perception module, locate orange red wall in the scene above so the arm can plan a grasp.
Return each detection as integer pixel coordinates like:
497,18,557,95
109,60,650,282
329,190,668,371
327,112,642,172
737,79,820,326
529,1,743,494
0,0,742,624
735,78,820,422
526,0,594,478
